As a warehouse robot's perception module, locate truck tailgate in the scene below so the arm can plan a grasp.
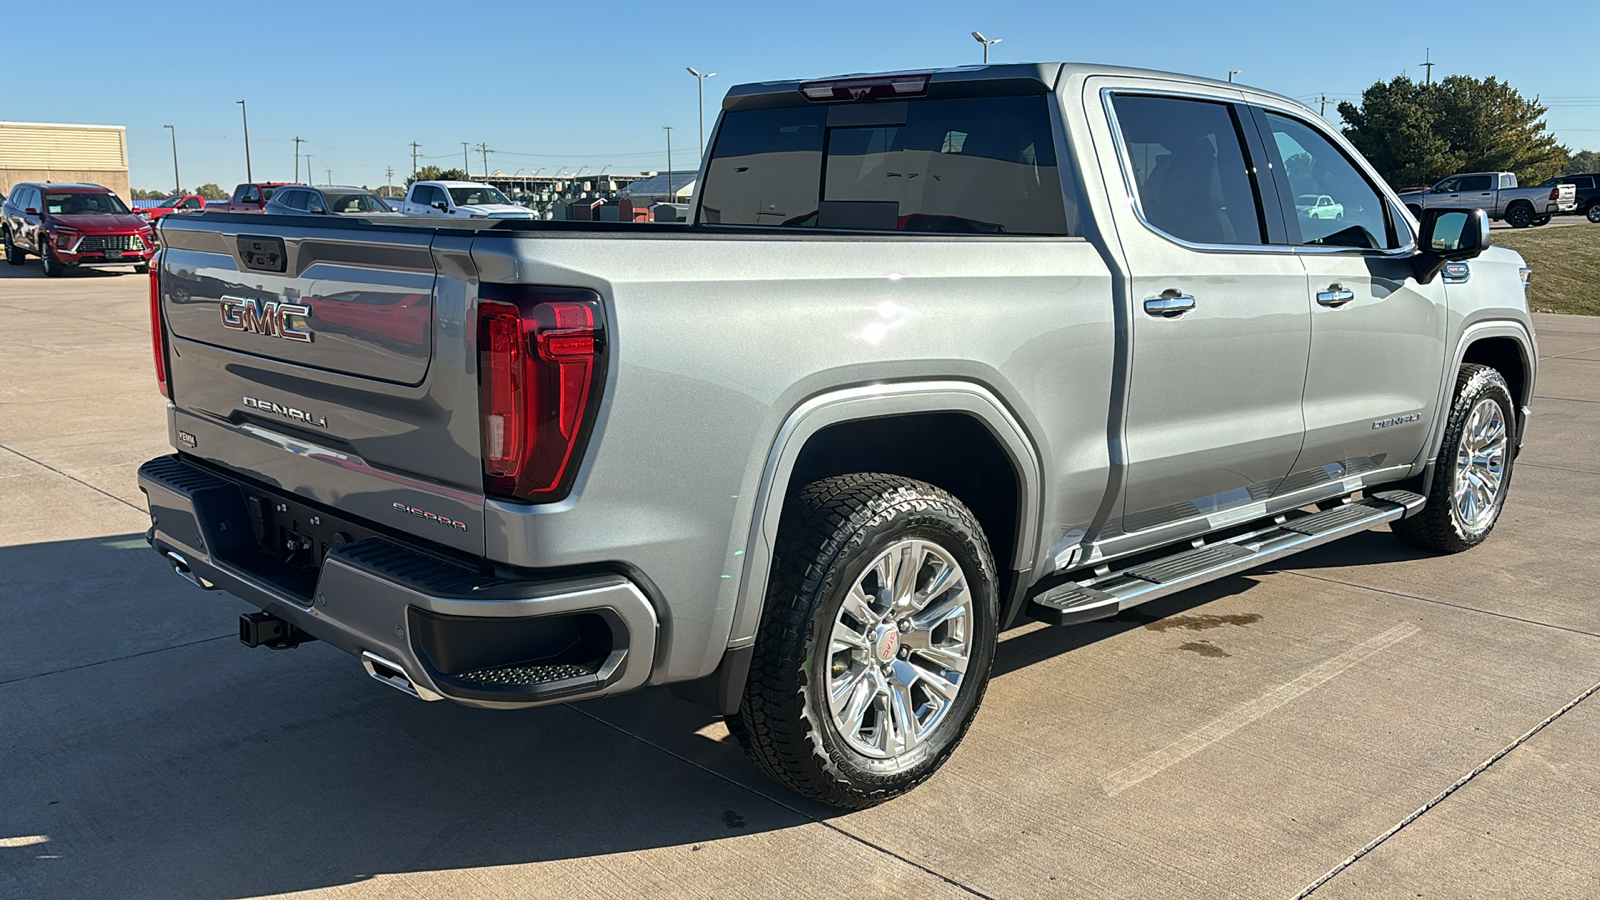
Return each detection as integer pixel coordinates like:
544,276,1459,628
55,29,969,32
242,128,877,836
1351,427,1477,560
156,215,485,555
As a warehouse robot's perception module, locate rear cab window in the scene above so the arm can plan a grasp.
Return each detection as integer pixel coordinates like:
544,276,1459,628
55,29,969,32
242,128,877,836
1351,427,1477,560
698,88,1077,235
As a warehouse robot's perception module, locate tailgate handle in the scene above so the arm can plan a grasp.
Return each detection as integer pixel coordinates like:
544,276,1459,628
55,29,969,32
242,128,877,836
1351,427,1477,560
237,235,287,273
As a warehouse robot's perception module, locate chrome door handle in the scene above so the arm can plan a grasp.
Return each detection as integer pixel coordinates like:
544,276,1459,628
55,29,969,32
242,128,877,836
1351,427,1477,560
1317,284,1356,307
1144,291,1196,317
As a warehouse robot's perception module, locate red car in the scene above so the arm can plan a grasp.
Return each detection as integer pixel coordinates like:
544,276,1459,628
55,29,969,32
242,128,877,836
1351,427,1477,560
213,182,295,213
137,193,207,222
2,183,156,276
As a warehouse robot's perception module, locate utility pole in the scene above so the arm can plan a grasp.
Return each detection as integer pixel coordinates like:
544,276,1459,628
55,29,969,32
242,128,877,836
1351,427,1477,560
462,142,470,174
1318,94,1330,117
687,67,716,161
971,31,1000,64
386,166,394,195
304,155,314,185
325,168,332,185
664,127,674,201
1420,48,1435,85
236,100,253,181
293,136,304,182
476,143,491,179
163,125,180,194
410,142,421,175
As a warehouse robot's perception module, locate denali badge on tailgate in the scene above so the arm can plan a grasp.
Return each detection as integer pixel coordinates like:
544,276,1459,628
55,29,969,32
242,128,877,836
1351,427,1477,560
220,295,313,343
243,396,328,428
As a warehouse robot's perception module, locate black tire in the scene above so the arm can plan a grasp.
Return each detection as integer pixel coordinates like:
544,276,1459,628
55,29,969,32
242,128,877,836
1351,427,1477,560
39,240,64,277
3,230,23,265
1392,365,1517,553
1505,203,1534,229
1406,204,1424,219
728,473,999,809
1532,215,1550,227
1586,202,1600,224
134,263,149,275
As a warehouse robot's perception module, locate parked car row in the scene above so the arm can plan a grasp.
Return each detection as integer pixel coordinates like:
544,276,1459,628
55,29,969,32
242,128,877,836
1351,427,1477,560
1399,171,1577,228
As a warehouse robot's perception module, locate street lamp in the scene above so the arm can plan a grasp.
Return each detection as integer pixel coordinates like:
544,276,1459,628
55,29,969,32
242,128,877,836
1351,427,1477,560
163,125,180,195
664,126,674,201
686,67,716,160
236,100,252,181
1228,70,1242,83
972,31,1001,64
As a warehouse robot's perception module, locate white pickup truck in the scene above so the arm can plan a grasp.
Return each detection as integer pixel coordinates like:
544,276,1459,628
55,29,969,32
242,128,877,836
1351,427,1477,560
400,180,535,219
1399,172,1577,228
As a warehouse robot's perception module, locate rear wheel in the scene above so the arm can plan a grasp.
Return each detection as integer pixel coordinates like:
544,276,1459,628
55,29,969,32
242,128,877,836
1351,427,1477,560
134,263,149,275
1392,365,1516,553
728,474,998,809
1505,203,1534,228
1587,202,1600,224
3,230,23,265
1532,215,1551,227
39,241,64,277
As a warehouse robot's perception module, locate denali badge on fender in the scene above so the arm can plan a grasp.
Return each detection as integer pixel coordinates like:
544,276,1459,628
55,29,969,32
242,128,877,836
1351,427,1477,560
220,295,313,343
243,396,328,428
393,502,468,531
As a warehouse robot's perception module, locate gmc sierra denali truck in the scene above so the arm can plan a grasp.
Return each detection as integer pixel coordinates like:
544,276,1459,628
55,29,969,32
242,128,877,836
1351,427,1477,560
139,63,1537,808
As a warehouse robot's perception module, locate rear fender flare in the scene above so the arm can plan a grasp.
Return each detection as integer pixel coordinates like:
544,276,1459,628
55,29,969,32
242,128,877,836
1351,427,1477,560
725,380,1043,648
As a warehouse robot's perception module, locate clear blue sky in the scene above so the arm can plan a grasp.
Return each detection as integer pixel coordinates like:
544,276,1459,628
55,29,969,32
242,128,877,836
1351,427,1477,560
11,0,1598,191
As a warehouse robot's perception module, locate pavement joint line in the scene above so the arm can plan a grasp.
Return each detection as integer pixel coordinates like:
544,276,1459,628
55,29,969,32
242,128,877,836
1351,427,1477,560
1538,343,1600,361
565,704,996,899
0,301,149,333
0,443,144,513
1100,623,1420,796
0,634,233,687
1293,675,1600,899
1281,570,1600,641
1518,461,1600,477
1533,394,1600,406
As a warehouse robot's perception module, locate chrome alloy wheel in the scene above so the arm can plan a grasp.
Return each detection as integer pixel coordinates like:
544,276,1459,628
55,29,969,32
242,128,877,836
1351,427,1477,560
824,538,974,762
1453,397,1509,529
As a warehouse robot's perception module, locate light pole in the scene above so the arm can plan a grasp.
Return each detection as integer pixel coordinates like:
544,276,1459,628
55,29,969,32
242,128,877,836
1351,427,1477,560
686,67,716,160
664,126,674,202
303,155,314,184
236,100,252,181
1228,70,1242,83
163,125,180,195
462,142,470,174
972,31,1001,64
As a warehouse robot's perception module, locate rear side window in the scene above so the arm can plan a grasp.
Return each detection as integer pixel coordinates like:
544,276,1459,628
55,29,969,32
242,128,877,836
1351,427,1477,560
699,94,1075,235
1110,94,1266,246
281,190,308,211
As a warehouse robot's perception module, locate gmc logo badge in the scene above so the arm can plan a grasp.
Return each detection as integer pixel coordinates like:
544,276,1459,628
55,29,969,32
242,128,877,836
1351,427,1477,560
220,295,313,343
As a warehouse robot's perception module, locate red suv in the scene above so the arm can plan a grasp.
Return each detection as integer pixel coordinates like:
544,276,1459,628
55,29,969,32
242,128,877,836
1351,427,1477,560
2,182,157,276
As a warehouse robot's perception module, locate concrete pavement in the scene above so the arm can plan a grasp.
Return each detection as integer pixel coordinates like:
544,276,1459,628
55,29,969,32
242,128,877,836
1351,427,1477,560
2,261,1598,899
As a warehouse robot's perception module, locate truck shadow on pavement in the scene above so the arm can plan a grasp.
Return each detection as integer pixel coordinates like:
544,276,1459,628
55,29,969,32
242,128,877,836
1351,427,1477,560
0,531,1376,898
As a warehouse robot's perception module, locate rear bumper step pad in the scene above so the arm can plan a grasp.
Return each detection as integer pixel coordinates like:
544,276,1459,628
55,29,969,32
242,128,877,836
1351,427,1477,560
1027,491,1423,626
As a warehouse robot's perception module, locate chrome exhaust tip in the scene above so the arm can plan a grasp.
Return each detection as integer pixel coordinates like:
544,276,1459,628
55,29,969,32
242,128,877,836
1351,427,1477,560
361,651,442,702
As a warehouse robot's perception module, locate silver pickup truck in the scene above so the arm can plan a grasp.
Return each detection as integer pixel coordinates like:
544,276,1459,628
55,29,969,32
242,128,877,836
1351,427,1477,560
1399,171,1577,228
140,63,1537,808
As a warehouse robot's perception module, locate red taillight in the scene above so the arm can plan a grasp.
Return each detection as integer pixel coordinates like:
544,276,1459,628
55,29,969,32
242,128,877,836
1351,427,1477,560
149,251,169,397
477,286,604,501
1551,188,1561,201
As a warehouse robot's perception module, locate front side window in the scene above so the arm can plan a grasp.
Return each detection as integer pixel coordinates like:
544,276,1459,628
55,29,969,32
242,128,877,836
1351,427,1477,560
1111,94,1266,245
324,192,389,214
699,94,1074,235
449,186,510,206
182,197,202,209
281,190,308,211
306,192,326,214
1260,111,1395,249
1461,174,1494,192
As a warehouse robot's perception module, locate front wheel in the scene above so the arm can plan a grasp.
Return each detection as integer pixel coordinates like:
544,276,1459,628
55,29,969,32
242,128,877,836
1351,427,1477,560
728,474,999,809
134,263,149,275
1392,365,1516,553
1586,202,1600,224
39,241,64,277
1532,215,1550,227
1505,203,1534,228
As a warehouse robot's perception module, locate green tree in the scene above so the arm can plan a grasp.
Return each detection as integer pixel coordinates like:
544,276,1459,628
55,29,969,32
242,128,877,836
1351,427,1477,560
1338,74,1566,186
1567,149,1600,175
405,166,468,186
195,183,228,200
131,188,172,200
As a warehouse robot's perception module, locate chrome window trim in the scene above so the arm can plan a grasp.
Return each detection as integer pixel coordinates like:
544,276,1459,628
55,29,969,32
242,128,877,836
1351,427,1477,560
1099,85,1295,255
1100,84,1420,260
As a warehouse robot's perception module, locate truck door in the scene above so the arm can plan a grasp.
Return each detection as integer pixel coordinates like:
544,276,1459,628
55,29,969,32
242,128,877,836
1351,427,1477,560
1092,83,1312,539
1246,105,1447,491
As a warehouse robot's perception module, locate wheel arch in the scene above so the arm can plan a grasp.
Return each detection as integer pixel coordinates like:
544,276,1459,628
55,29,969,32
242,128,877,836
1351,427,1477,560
1417,321,1536,495
728,381,1042,651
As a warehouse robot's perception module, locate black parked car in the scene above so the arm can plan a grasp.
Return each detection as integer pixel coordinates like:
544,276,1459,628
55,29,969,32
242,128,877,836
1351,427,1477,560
262,186,401,217
1540,174,1600,223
